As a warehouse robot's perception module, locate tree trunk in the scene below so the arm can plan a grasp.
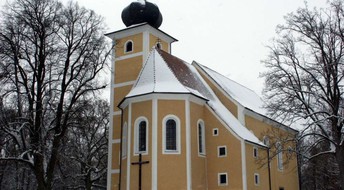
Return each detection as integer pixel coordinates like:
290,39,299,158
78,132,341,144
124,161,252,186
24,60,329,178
336,145,344,190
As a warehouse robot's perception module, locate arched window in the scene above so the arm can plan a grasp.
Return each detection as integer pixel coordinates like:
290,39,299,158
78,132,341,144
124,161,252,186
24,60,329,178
122,123,128,158
124,40,133,53
198,120,206,156
263,136,270,147
166,119,176,150
156,42,161,49
163,115,180,154
277,142,283,170
134,117,148,154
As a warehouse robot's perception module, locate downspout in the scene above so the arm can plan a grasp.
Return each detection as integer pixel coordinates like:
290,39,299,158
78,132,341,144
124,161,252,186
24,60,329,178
296,134,301,190
267,148,272,190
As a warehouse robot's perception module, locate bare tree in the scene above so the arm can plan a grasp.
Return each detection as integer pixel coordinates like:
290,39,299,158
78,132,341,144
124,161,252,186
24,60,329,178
261,1,344,189
57,99,109,190
0,0,110,189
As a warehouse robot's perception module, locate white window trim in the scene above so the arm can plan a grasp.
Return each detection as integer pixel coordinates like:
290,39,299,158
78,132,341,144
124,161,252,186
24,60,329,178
197,120,206,156
218,145,227,157
124,40,134,53
162,115,181,154
277,142,284,171
134,117,149,155
263,136,270,147
213,128,218,136
253,147,258,159
254,173,260,186
121,122,128,159
218,172,228,186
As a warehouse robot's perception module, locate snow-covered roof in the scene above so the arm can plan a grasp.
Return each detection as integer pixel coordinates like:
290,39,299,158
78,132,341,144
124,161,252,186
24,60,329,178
123,48,264,146
125,48,206,100
194,63,267,116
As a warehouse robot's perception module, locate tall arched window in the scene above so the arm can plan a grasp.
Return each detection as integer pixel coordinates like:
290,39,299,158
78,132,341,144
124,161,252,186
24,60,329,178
198,120,206,156
134,117,148,154
166,119,176,150
138,121,147,152
122,123,128,158
263,136,270,147
277,142,283,170
163,115,180,154
124,40,133,53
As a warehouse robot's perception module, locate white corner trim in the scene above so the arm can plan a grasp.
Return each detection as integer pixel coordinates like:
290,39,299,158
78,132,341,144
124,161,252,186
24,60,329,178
126,103,132,190
152,98,158,190
185,100,192,190
106,39,116,190
241,140,247,190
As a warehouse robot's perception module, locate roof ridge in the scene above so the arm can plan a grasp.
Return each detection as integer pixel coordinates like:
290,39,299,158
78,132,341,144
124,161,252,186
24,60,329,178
194,61,258,95
155,48,191,92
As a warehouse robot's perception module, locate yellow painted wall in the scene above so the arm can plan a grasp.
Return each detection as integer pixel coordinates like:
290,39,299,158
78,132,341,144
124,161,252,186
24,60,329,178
113,85,132,112
149,34,169,52
204,108,243,189
112,115,121,139
111,174,119,190
111,143,120,169
157,100,187,190
114,56,143,84
245,115,299,190
130,100,153,190
190,102,207,189
115,33,143,57
245,143,270,190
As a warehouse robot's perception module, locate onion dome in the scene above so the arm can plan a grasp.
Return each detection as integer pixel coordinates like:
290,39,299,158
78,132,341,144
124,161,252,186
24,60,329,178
121,0,163,28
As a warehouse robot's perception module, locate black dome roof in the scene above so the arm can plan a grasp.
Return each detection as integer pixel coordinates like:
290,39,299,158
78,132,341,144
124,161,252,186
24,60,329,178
121,1,163,28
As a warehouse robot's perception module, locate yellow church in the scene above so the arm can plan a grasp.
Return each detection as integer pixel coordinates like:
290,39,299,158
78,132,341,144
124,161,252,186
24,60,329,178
106,1,299,189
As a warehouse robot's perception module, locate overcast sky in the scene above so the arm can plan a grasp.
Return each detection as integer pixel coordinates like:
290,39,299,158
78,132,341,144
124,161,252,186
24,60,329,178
1,0,329,97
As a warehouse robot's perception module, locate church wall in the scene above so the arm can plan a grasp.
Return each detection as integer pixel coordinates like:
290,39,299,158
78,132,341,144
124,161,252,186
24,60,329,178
245,115,299,190
112,115,122,140
204,108,243,189
157,100,187,189
111,143,120,169
245,143,270,190
115,33,143,57
129,100,153,190
110,174,119,190
196,70,238,118
149,34,169,51
113,85,132,112
114,56,143,84
190,102,207,189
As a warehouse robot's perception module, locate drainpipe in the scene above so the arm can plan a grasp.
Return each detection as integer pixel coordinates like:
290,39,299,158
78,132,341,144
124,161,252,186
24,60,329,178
267,147,272,190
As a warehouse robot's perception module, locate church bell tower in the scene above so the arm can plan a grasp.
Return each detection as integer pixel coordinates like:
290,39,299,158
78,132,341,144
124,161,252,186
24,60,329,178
106,1,177,189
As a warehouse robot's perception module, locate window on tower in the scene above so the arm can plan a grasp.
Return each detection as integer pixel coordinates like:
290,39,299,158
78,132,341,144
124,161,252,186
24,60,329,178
163,115,180,154
124,40,133,53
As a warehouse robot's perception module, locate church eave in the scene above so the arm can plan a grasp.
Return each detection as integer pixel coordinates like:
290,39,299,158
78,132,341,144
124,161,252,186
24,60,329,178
118,92,208,109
